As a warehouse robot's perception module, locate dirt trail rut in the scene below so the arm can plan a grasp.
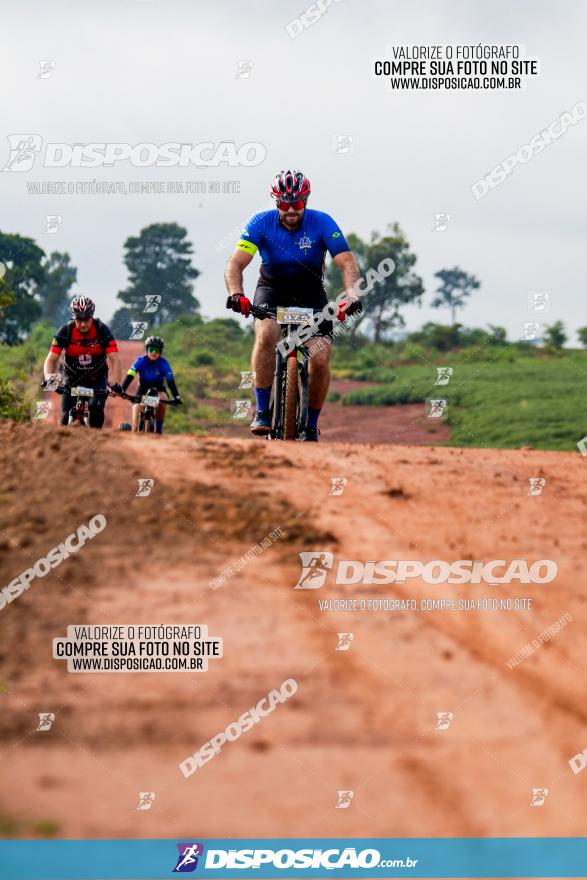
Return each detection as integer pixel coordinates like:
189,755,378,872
0,423,586,849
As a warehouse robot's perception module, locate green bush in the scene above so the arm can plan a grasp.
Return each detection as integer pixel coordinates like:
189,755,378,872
191,351,215,366
353,367,396,383
0,378,30,420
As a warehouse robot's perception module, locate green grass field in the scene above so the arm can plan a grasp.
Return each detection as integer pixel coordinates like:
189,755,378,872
1,317,585,450
336,347,587,450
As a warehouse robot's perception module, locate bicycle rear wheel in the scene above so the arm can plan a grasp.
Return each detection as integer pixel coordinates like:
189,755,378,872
283,354,299,441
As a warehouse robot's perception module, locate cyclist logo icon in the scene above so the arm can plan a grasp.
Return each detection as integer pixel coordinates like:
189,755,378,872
143,295,161,313
530,788,549,807
232,400,252,419
238,371,255,390
297,234,313,251
336,790,354,809
37,60,56,79
36,713,56,731
435,712,453,731
336,633,354,651
137,792,156,811
130,321,149,340
435,367,453,386
294,551,334,589
33,400,53,421
3,134,42,172
528,478,546,496
173,843,204,873
329,477,348,496
46,215,62,234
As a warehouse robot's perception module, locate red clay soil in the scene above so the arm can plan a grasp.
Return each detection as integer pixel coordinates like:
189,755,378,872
0,420,585,859
103,341,144,428
319,402,450,445
207,379,449,446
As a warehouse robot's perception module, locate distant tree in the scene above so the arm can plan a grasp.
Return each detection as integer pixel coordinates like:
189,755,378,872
325,224,424,343
0,232,46,344
38,251,77,326
432,267,480,325
324,232,368,337
408,322,461,352
458,326,493,347
543,320,567,350
324,232,368,290
109,307,134,339
117,223,200,326
487,324,507,345
577,326,587,347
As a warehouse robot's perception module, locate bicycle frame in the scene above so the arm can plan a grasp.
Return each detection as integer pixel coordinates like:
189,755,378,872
119,388,175,433
69,386,112,427
249,305,311,440
271,325,309,440
69,392,92,426
43,383,104,428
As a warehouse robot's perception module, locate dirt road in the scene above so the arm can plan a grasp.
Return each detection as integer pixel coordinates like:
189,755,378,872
47,344,445,446
0,422,585,848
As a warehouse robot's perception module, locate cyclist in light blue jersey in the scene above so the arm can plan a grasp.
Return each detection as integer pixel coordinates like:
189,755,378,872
121,335,181,433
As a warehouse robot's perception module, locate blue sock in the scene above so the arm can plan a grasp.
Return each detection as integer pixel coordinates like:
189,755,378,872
255,386,272,412
155,420,164,434
307,407,321,430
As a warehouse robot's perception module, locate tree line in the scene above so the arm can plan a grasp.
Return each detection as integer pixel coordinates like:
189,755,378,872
0,221,583,348
324,224,582,348
0,223,200,344
324,223,480,342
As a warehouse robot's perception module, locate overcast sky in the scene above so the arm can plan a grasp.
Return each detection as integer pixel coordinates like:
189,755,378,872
2,0,586,340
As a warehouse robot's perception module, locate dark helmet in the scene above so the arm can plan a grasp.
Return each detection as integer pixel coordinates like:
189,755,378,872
71,295,95,319
270,169,311,204
145,335,164,352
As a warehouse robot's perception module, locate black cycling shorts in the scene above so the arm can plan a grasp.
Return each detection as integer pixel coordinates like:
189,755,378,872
253,284,334,339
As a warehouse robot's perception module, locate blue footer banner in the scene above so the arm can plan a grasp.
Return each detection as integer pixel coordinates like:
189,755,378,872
0,837,585,879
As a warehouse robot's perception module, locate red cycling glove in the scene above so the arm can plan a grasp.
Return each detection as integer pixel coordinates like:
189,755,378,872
226,294,252,317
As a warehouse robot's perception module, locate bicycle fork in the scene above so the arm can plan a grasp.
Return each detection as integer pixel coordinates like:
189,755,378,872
272,346,286,438
271,340,309,439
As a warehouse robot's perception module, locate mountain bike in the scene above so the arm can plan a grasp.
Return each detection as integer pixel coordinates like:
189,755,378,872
249,304,311,441
41,380,109,428
113,388,179,433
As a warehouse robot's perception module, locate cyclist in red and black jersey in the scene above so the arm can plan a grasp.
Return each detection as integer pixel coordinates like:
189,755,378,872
43,296,122,428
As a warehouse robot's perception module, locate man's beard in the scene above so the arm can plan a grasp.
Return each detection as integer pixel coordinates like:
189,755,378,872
281,215,301,229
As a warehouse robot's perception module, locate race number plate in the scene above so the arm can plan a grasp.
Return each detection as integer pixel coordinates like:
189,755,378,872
143,395,160,407
276,306,314,325
72,386,94,398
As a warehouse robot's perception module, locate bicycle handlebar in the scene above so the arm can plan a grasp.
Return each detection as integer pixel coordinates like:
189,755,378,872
41,381,109,397
41,382,181,407
111,390,180,407
249,304,276,320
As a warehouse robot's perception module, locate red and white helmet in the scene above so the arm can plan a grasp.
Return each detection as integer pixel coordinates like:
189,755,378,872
71,295,95,318
270,169,311,204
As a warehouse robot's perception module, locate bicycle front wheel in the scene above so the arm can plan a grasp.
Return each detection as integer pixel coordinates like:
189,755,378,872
283,354,299,441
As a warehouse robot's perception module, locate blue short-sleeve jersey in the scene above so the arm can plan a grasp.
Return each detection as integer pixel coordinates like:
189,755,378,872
236,208,350,293
127,354,175,388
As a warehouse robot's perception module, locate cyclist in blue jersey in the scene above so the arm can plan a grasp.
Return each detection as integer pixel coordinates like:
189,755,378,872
224,169,361,441
120,335,182,433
